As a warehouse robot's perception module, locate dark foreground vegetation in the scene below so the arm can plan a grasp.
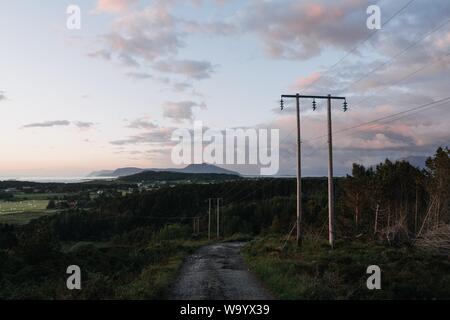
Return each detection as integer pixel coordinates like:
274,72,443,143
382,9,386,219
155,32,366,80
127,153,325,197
0,147,449,299
243,236,450,299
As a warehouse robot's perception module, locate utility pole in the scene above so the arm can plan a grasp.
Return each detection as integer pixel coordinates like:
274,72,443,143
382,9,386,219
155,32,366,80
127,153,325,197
280,94,303,246
281,94,347,248
208,198,212,240
295,95,302,246
216,198,220,238
327,95,335,248
193,217,196,235
196,217,200,235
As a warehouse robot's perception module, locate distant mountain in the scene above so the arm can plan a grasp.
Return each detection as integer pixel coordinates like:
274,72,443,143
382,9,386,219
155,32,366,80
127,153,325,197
88,163,240,177
88,167,144,177
87,170,115,177
172,163,238,175
119,170,241,183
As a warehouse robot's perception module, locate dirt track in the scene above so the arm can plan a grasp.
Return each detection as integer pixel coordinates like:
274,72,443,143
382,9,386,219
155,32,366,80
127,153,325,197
170,242,273,300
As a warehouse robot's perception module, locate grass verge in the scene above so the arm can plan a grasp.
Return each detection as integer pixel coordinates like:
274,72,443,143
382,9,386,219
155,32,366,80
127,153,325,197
0,239,208,299
242,235,450,299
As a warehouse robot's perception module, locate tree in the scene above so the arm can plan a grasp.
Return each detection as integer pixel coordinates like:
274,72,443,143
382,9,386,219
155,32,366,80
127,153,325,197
343,164,372,228
423,147,450,230
47,200,56,209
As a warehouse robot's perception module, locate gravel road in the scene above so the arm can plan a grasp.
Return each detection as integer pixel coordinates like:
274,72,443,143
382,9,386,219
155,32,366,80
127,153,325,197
170,242,273,300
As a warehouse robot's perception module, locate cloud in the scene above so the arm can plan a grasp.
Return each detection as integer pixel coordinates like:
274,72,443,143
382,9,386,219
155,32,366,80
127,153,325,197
183,20,237,36
22,120,96,130
74,121,96,129
292,72,321,90
126,71,153,80
172,81,192,92
110,126,175,145
126,118,158,130
101,3,182,62
96,0,138,13
163,101,206,121
88,1,218,90
240,0,371,60
118,53,140,67
22,120,71,128
153,59,214,79
88,49,112,61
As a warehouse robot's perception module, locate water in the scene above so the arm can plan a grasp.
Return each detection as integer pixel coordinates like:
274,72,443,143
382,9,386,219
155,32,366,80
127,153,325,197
0,176,117,183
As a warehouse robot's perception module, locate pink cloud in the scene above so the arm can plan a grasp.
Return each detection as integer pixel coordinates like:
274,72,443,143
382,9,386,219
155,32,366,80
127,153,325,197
435,32,450,49
293,72,321,90
305,4,326,18
96,0,138,13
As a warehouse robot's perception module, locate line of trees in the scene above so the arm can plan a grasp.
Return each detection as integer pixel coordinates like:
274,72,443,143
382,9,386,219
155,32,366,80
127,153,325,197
1,147,448,252
342,147,449,242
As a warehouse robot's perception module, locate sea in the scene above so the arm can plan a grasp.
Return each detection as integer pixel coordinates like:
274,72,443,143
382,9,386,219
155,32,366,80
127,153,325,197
0,177,117,184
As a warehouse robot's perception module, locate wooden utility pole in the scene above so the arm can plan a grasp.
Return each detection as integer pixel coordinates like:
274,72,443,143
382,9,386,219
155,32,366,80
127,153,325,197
216,198,220,238
374,203,380,234
327,95,335,248
208,198,212,240
193,217,196,234
280,94,304,246
295,95,302,246
281,93,347,248
196,217,200,234
414,186,419,234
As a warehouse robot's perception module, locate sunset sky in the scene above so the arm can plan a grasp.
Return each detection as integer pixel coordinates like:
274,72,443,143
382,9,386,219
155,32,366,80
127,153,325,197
0,0,449,177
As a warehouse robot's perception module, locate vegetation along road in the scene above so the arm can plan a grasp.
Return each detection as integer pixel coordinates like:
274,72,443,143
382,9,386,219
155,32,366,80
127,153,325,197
170,242,273,300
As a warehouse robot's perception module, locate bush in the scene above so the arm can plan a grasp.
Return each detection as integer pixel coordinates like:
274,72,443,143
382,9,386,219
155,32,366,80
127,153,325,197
416,224,450,256
153,224,191,242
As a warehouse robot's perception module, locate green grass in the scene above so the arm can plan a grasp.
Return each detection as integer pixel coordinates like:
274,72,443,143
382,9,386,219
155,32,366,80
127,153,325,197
0,238,208,299
15,193,69,200
0,211,57,225
0,200,55,225
0,200,49,214
114,241,204,299
243,235,450,300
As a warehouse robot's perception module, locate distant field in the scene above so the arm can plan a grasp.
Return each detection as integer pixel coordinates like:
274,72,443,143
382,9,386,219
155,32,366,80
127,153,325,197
0,200,49,214
15,192,69,200
0,211,57,225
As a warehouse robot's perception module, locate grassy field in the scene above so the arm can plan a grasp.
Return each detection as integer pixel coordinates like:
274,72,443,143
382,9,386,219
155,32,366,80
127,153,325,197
14,193,68,200
0,200,53,225
0,211,57,225
243,235,450,299
0,200,49,214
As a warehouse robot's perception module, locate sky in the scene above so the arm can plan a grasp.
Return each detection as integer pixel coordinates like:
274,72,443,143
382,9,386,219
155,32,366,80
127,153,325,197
0,0,449,177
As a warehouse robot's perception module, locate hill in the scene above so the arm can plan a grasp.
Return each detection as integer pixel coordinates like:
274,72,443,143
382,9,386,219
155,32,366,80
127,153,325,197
118,170,241,183
88,163,240,177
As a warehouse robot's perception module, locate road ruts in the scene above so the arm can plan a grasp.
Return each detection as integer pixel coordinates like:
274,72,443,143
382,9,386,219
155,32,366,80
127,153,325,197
170,242,273,300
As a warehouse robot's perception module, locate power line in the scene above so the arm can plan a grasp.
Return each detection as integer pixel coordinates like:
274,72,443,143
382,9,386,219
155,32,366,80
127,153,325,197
273,2,422,153
275,4,445,153
220,4,448,219
353,51,450,108
339,16,450,94
305,96,450,143
302,0,416,92
303,50,450,142
229,96,450,206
